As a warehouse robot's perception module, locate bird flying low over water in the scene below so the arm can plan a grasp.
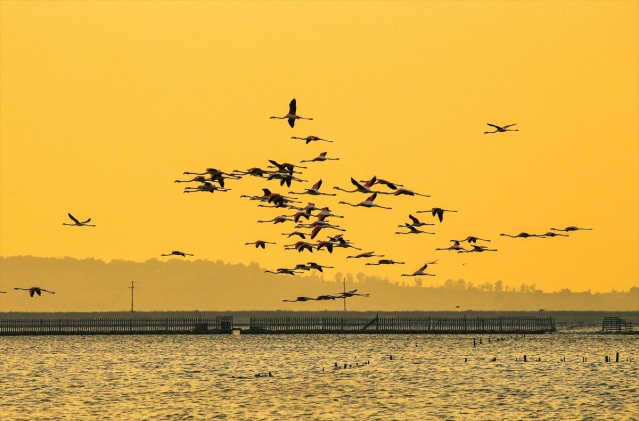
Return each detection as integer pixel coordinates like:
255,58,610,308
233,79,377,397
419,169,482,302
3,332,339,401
161,251,194,257
291,135,332,144
63,213,95,227
484,123,518,134
14,287,55,297
270,98,313,128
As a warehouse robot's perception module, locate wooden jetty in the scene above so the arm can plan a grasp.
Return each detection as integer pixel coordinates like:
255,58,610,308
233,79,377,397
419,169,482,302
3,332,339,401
0,315,556,336
247,315,556,334
602,316,634,333
0,317,232,336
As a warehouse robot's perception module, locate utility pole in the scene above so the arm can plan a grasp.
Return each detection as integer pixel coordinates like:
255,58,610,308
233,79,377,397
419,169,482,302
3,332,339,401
343,277,346,312
129,281,135,313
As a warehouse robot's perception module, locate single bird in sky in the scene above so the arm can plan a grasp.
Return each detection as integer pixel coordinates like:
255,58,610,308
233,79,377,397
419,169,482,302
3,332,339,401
245,240,276,249
257,215,293,224
63,213,95,227
14,287,56,297
550,226,592,232
161,251,194,257
400,214,435,228
385,188,430,198
291,135,332,144
301,152,340,163
289,180,337,196
540,231,569,238
339,193,392,209
270,98,313,128
281,231,309,239
183,182,230,193
484,123,518,134
174,175,208,183
401,263,436,277
417,207,458,222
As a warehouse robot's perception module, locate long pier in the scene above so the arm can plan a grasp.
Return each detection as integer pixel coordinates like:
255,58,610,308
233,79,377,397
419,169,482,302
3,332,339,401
0,315,556,335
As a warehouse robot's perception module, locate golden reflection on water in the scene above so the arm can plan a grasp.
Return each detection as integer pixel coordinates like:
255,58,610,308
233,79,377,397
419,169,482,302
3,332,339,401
2,334,638,420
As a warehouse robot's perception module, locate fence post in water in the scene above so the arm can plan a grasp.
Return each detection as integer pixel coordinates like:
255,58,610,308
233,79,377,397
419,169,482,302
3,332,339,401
616,352,619,363
524,355,527,362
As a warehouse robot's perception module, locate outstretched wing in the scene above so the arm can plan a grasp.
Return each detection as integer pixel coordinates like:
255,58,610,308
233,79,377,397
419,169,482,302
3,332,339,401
486,123,501,129
81,218,91,224
408,214,419,224
288,98,296,114
350,177,364,189
68,213,80,224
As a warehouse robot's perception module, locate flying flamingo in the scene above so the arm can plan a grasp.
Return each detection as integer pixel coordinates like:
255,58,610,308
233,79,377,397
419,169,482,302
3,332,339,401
281,231,309,239
267,159,307,175
183,182,230,193
400,214,434,228
161,251,194,257
334,290,370,298
316,207,344,219
174,175,208,183
257,215,293,224
331,237,361,251
401,263,436,277
458,245,498,253
232,167,273,178
270,98,313,128
450,236,491,244
540,231,569,237
267,171,307,188
333,177,379,194
289,180,337,196
484,123,518,134
365,259,405,266
346,251,384,259
380,188,430,198
182,168,240,188
339,193,392,209
417,207,457,222
288,210,312,223
315,240,334,253
245,240,276,249
395,224,435,235
291,135,333,144
300,152,340,163
359,178,403,191
306,262,334,272
264,268,302,276
550,226,592,232
284,241,315,253
283,296,317,302
500,232,547,238
315,294,338,301
436,241,467,251
63,213,95,227
14,287,56,297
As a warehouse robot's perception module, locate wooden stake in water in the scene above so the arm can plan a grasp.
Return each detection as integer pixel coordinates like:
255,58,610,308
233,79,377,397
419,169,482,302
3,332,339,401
343,277,346,312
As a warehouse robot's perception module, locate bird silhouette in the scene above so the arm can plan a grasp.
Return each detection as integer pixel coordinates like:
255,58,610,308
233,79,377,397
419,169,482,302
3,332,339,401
395,224,435,235
365,259,405,266
283,296,317,302
458,245,498,253
333,177,379,194
334,289,370,298
401,263,436,277
301,152,340,163
484,123,518,134
306,262,334,272
161,251,194,257
270,98,313,128
63,213,95,227
500,232,546,238
291,135,333,144
450,236,491,244
245,240,276,249
416,207,457,222
339,193,392,209
550,226,592,232
14,287,55,297
436,241,467,251
289,180,336,196
346,251,384,259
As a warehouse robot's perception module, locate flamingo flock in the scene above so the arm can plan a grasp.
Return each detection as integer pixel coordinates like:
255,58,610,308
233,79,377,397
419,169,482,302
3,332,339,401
6,98,593,307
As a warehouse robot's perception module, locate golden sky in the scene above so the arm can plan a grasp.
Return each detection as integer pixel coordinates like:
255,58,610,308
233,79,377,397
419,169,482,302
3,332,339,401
1,1,637,307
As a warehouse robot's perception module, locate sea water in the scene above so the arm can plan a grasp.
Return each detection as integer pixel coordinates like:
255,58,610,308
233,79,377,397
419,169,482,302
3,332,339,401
1,333,637,420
